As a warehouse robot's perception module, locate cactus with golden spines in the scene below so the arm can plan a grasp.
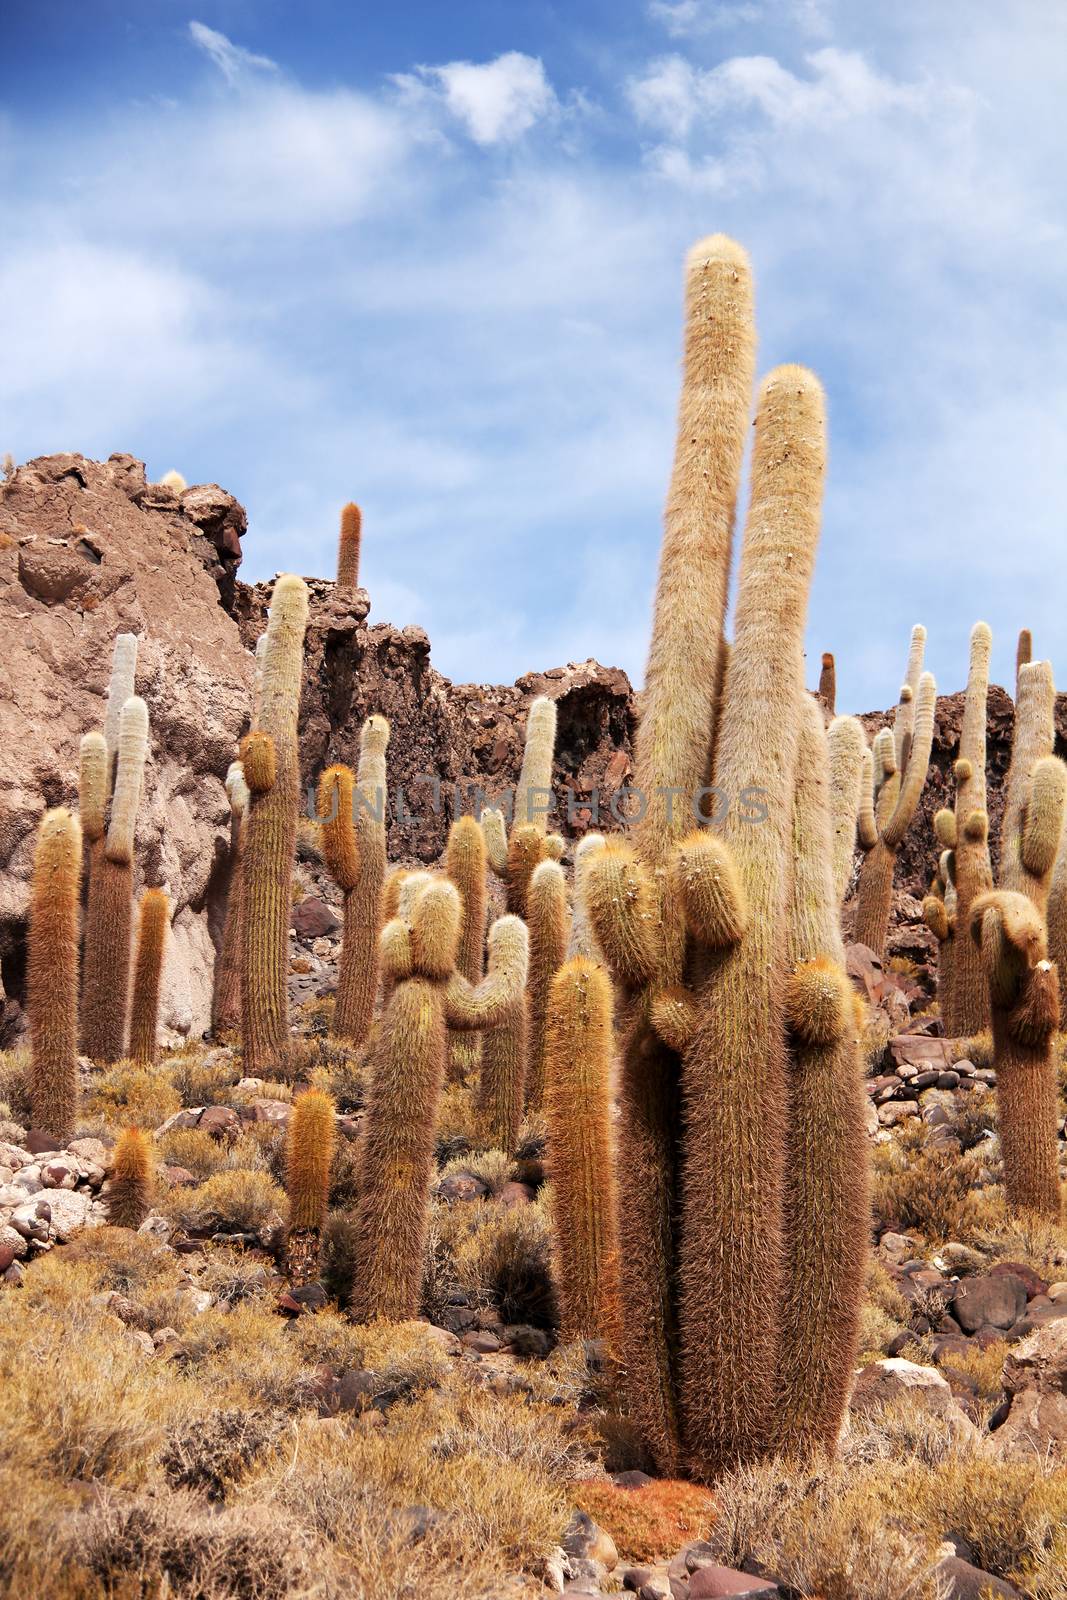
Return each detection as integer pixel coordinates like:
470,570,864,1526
286,1087,337,1283
337,501,362,589
481,695,562,916
351,880,527,1321
542,956,621,1344
81,695,150,1063
524,859,570,1111
777,693,869,1456
853,630,937,958
212,762,249,1036
129,888,169,1067
28,809,83,1144
241,575,309,1076
107,1127,154,1228
929,624,993,1035
826,716,866,907
586,304,830,1473
971,890,1062,1218
444,815,488,1082
317,715,390,1048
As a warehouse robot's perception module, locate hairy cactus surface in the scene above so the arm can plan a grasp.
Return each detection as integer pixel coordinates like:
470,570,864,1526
28,808,83,1144
242,575,309,1075
108,1127,154,1229
128,888,169,1067
543,956,620,1344
826,716,866,907
854,628,936,957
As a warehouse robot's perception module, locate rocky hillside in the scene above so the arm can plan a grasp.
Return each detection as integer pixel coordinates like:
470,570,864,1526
0,451,1060,1043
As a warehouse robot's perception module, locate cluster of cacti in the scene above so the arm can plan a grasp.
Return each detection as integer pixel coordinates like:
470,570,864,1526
853,626,937,958
558,234,870,1479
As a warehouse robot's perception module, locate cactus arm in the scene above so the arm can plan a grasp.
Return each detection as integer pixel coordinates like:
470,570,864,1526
514,696,557,834
318,764,360,891
1015,627,1032,700
480,808,509,879
583,839,661,990
882,672,936,851
445,915,529,1031
649,985,698,1054
826,715,866,904
105,696,149,865
78,732,108,844
525,859,569,1112
102,632,138,788
892,624,926,771
670,831,747,948
856,745,878,852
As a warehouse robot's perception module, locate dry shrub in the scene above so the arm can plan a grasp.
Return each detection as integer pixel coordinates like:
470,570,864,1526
158,1127,274,1180
162,1169,286,1235
322,1207,359,1306
0,1047,31,1121
572,1478,716,1563
82,1061,180,1132
162,1406,291,1501
872,1130,994,1243
971,1212,1067,1277
438,1148,516,1197
954,1092,997,1151
292,1313,453,1403
936,1338,1010,1403
449,1201,557,1327
169,1048,242,1107
435,1080,481,1152
306,1039,367,1110
195,1246,275,1308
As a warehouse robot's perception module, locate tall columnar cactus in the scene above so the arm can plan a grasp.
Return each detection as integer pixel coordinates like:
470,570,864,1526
241,575,309,1076
129,888,169,1067
817,652,836,717
542,956,620,1344
337,502,362,589
1016,628,1032,697
581,235,755,1477
28,809,83,1144
853,629,937,958
102,633,139,788
971,891,1062,1218
444,814,488,1081
482,695,563,916
777,694,869,1455
318,715,390,1048
212,761,249,1036
351,881,528,1321
567,832,607,962
925,624,993,1035
826,715,866,906
107,1127,154,1228
524,859,569,1112
81,695,150,1063
286,1087,337,1283
972,656,1066,1219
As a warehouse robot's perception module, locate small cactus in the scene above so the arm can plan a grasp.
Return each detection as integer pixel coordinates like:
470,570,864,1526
337,502,362,588
108,1127,154,1228
129,888,169,1067
286,1087,337,1283
28,809,83,1144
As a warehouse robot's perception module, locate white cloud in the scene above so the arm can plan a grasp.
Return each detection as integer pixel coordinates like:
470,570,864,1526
648,1,762,36
401,52,556,145
188,21,278,85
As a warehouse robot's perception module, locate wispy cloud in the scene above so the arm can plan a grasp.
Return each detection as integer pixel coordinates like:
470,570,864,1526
188,21,278,85
394,51,556,144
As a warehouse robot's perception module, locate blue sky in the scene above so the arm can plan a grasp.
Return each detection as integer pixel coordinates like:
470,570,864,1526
3,2,1065,711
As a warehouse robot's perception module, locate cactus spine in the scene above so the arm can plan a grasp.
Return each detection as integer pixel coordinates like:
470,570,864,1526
212,762,248,1035
337,502,362,588
286,1087,337,1283
107,1127,153,1228
28,809,83,1144
241,575,309,1075
778,694,869,1455
543,956,620,1344
318,715,390,1048
81,696,150,1063
129,888,169,1067
853,629,937,957
525,859,569,1111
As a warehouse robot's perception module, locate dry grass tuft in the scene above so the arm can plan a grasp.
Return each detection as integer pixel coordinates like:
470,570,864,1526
162,1169,286,1235
573,1478,716,1563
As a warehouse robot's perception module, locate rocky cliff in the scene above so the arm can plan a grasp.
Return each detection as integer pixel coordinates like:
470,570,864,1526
0,452,1059,1045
